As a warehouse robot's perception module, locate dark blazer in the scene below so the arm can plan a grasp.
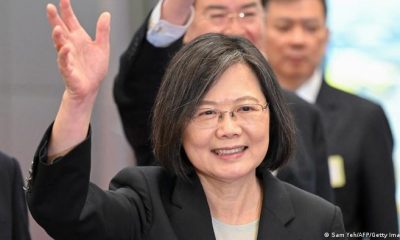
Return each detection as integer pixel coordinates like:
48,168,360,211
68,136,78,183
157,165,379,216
27,128,345,240
316,81,398,235
0,151,31,240
113,17,333,202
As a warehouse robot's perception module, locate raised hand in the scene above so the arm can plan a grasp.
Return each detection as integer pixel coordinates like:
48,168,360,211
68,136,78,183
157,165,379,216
46,0,111,161
47,0,110,101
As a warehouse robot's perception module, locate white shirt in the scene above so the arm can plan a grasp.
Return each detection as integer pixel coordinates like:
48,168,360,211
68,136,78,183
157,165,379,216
295,68,323,104
147,0,194,47
212,217,259,240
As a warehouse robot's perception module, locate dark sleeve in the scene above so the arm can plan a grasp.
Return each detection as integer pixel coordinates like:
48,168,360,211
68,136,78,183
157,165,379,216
11,158,31,240
113,15,182,161
26,125,147,240
361,105,398,235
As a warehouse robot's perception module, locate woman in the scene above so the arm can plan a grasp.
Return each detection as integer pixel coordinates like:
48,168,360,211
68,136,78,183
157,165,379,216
27,0,346,239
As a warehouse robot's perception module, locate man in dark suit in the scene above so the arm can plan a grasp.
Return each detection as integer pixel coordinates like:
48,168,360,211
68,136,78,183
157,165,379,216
262,0,398,235
114,0,333,201
0,151,31,240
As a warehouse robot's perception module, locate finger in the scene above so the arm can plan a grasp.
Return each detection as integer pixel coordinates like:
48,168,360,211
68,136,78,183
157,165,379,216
59,0,82,31
57,45,73,77
46,3,68,30
95,12,111,49
52,25,67,52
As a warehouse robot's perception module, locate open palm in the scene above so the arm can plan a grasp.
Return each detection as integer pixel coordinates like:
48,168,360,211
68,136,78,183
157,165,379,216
47,0,110,100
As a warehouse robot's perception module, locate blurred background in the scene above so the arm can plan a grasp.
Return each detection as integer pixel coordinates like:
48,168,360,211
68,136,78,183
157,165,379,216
0,0,398,239
325,0,400,215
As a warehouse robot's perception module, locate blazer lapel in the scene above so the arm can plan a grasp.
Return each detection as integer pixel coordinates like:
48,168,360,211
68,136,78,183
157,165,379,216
168,171,303,240
257,170,300,240
169,173,216,240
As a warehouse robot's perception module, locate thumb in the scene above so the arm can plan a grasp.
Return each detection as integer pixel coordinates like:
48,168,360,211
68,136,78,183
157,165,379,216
95,12,111,48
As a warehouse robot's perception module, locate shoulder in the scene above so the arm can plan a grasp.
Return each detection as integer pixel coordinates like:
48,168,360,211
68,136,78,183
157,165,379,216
322,84,384,115
283,90,323,133
0,151,14,165
262,172,345,238
284,182,338,216
284,90,317,111
263,170,341,224
0,151,20,175
112,166,173,181
283,90,321,119
282,182,345,236
110,166,176,193
0,152,24,196
325,85,390,130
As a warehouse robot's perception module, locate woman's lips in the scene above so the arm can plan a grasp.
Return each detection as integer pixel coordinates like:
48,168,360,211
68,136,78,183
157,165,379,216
212,146,247,156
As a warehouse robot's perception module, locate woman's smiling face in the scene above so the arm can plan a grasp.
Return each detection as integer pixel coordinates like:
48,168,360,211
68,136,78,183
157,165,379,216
182,63,270,182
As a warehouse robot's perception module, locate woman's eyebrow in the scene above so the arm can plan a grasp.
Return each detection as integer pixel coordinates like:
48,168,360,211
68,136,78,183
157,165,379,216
234,96,260,103
198,96,261,106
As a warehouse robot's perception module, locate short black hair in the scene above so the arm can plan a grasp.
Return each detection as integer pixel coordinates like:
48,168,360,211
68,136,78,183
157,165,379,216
152,33,295,179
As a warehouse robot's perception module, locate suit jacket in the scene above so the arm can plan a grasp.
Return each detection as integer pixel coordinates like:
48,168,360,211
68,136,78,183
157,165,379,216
0,151,31,240
27,128,345,240
316,81,398,235
113,16,333,202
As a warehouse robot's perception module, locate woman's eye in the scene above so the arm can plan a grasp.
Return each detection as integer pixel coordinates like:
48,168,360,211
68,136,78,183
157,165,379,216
197,109,217,117
237,105,257,112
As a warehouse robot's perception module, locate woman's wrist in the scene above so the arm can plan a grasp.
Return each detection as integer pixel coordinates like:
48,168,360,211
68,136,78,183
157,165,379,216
47,90,96,158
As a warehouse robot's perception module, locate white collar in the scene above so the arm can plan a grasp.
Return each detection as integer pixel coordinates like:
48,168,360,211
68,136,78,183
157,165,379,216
295,68,323,104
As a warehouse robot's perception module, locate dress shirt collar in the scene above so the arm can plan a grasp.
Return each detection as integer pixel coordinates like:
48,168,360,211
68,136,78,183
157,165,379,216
295,68,323,104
